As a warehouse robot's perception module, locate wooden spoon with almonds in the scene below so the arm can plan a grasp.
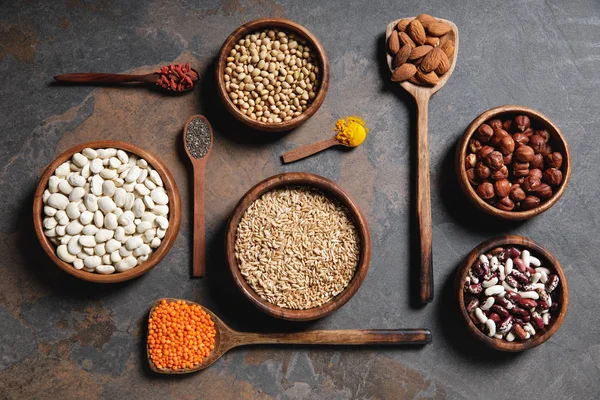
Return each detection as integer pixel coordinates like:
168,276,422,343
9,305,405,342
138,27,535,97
385,14,459,304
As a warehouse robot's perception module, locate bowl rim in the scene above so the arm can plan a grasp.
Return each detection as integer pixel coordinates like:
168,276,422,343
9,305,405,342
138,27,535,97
456,105,572,220
33,140,182,283
225,172,371,321
456,235,569,352
215,17,330,133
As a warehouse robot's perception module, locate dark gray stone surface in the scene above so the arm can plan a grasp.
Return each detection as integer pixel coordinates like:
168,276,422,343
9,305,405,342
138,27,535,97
1,0,599,398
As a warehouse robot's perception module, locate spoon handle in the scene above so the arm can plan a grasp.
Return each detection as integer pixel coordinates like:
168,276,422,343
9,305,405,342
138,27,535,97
415,94,433,304
238,329,431,346
54,73,156,84
192,163,206,277
282,137,340,164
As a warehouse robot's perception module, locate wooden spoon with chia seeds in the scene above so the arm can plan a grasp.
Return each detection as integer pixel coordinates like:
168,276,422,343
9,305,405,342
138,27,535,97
183,115,214,277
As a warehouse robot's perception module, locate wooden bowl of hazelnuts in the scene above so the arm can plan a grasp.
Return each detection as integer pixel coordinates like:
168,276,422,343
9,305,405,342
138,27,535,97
456,105,572,220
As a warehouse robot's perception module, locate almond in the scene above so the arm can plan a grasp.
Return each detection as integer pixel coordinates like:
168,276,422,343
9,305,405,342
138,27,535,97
398,31,416,48
408,45,433,60
416,13,438,28
408,75,420,85
393,45,411,68
388,31,400,55
440,39,454,59
419,47,443,73
396,18,412,32
427,22,452,37
416,70,439,86
407,19,426,45
434,50,450,75
439,33,451,45
425,36,439,47
391,63,417,82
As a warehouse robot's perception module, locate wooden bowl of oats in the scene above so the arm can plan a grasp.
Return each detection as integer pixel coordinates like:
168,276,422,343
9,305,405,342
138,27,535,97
225,172,371,321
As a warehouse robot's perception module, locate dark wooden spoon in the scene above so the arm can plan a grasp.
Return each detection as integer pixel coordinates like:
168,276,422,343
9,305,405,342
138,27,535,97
147,298,432,374
182,115,214,277
54,69,199,92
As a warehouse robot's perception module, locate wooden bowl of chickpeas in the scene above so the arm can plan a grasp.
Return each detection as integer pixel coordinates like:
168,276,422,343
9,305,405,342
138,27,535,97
216,18,330,132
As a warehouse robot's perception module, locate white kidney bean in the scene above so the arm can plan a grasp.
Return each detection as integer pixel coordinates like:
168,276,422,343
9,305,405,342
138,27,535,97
68,235,82,255
115,226,126,242
84,255,101,268
118,211,135,226
151,189,169,205
115,256,137,272
485,319,496,337
480,297,495,311
502,281,517,292
57,245,76,263
535,267,551,276
43,217,57,230
97,197,116,213
73,258,84,270
66,220,83,235
475,307,488,324
125,193,135,210
82,224,98,236
504,258,513,274
83,194,98,212
519,291,540,300
153,205,169,216
66,202,80,220
136,221,152,234
125,236,143,250
110,251,121,263
69,187,85,202
44,206,57,217
150,238,161,248
135,184,150,196
79,235,96,247
482,277,498,288
145,179,156,190
133,244,151,257
506,332,516,342
58,179,73,195
82,148,97,159
156,228,166,239
47,193,69,210
60,235,72,245
105,239,121,253
104,213,118,230
55,211,69,226
95,229,114,243
119,247,133,257
521,250,530,267
49,176,60,193
102,254,111,264
72,153,88,167
95,265,115,274
55,162,71,177
490,256,499,271
484,285,504,297
94,243,106,256
93,210,103,228
132,198,145,217
543,313,551,325
68,174,86,187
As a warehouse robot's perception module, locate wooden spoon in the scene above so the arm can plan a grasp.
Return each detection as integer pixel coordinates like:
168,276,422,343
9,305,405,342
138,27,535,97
282,137,349,164
147,298,432,374
183,115,214,277
54,69,199,92
385,18,459,304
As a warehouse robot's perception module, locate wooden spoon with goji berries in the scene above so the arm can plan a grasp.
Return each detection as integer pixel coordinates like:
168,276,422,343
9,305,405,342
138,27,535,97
54,63,199,92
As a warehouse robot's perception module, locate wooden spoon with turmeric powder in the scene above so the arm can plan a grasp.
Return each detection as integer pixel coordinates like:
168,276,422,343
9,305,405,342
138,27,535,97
281,116,368,164
385,16,459,304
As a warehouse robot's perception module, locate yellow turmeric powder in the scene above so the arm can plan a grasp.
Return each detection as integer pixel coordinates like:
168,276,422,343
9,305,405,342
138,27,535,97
335,116,369,147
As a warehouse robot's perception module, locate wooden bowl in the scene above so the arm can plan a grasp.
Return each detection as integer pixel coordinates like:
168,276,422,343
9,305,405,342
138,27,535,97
216,18,330,132
33,140,181,283
456,105,572,220
456,235,568,352
225,172,371,321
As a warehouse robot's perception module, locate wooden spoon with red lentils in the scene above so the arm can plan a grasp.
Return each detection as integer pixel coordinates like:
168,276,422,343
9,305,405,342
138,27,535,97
54,62,199,93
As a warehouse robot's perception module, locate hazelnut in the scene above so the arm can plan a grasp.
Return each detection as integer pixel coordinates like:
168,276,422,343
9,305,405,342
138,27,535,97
515,145,535,162
485,151,504,170
466,168,478,185
491,128,509,146
521,195,541,210
469,138,482,154
478,145,494,160
529,135,546,154
546,152,563,169
503,153,513,165
522,128,534,137
491,165,509,180
541,143,552,157
528,168,543,181
475,162,491,180
488,119,503,130
476,124,494,143
536,129,550,142
535,183,553,200
515,177,525,185
499,136,515,155
514,115,531,132
510,184,527,202
465,154,477,169
522,176,541,193
512,133,529,147
494,179,511,198
496,196,515,211
477,182,495,200
543,168,563,186
513,162,530,178
530,153,544,169
502,119,512,132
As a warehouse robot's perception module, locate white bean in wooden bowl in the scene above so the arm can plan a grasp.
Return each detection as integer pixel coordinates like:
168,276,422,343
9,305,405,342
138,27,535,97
41,147,170,275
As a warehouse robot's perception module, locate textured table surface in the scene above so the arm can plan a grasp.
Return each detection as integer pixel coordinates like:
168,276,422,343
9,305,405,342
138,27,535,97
1,0,599,399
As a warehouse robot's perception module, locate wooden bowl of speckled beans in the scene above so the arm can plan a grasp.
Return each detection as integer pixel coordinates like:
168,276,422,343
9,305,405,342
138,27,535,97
456,236,568,352
33,140,181,284
216,18,330,132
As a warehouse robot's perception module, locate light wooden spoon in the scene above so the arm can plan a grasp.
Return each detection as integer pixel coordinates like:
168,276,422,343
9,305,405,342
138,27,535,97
183,115,214,277
385,18,459,304
282,136,350,164
147,298,432,374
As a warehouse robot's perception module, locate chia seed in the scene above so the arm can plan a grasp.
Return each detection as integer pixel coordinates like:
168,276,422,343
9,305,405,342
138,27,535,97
185,117,212,159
